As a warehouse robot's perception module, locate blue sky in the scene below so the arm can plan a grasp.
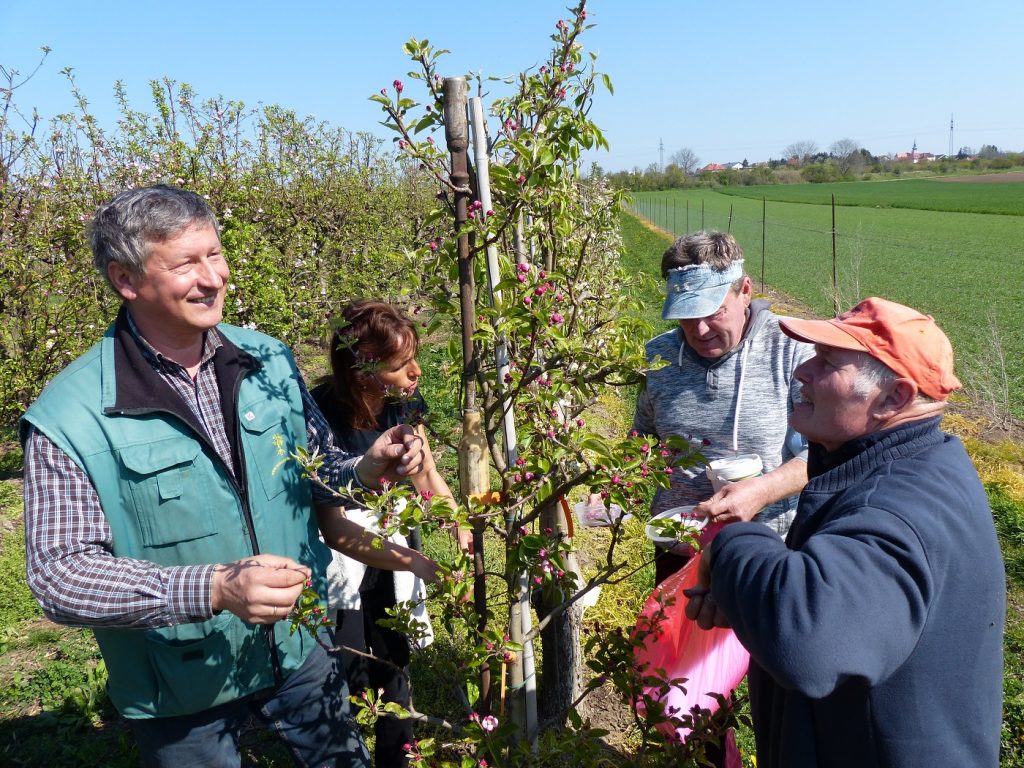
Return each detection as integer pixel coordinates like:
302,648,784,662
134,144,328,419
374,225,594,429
3,1,1023,172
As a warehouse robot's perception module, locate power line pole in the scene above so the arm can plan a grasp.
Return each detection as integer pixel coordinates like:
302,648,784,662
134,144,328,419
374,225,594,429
659,138,664,173
949,114,954,157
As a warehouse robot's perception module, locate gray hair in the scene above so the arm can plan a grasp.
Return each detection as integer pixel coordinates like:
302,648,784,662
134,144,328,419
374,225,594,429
661,230,744,277
89,185,219,291
850,353,897,398
850,351,939,405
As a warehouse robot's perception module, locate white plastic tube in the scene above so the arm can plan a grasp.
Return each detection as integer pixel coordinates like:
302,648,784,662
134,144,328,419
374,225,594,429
469,95,536,740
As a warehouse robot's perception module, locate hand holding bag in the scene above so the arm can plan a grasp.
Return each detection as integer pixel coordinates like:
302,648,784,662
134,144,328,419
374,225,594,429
633,552,750,742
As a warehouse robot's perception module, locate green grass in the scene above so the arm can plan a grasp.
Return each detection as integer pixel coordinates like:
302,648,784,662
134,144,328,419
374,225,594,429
1005,593,1024,764
415,340,462,470
0,478,135,767
617,214,670,312
991,486,1024,765
716,179,1024,217
630,188,1024,420
0,487,41,629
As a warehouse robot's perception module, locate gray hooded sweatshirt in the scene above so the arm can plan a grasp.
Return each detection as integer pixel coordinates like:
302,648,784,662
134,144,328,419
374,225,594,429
633,299,814,536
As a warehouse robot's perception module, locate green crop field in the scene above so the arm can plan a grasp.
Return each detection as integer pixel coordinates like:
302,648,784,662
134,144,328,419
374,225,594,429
628,187,1024,421
716,178,1024,217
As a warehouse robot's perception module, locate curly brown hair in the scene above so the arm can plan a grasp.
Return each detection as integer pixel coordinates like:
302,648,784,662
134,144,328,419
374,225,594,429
326,300,419,431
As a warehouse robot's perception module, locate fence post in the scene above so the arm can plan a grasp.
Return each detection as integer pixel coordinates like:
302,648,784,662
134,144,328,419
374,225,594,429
831,193,839,315
761,196,766,293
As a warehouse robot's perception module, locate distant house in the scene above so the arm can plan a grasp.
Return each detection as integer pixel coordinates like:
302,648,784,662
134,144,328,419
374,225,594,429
700,163,725,172
895,151,935,164
730,162,744,170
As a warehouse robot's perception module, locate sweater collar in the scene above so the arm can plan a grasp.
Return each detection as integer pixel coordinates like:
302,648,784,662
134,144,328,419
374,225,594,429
806,415,946,491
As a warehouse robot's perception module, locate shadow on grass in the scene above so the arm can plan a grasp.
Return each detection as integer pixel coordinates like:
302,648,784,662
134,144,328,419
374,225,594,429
0,707,300,768
0,709,138,768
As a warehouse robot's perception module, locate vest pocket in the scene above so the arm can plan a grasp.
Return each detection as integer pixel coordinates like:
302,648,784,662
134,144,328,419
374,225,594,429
238,399,298,502
119,438,218,547
145,613,269,715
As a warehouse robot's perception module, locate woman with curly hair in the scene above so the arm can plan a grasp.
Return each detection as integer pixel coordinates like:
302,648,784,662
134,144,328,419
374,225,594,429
312,299,466,768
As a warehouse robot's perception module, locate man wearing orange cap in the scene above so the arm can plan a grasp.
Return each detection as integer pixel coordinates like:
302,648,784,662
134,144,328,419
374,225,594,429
685,298,1005,768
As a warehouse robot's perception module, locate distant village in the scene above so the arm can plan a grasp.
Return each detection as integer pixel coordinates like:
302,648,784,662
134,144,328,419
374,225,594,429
600,141,1020,189
699,149,943,173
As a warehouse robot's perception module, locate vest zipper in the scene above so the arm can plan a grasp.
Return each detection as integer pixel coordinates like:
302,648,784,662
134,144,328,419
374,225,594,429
229,370,285,689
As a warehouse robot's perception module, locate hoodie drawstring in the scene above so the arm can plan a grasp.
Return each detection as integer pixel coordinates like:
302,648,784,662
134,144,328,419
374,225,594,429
731,339,751,453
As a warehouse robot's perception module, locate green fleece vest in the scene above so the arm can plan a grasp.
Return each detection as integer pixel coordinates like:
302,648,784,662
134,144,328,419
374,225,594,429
22,322,331,718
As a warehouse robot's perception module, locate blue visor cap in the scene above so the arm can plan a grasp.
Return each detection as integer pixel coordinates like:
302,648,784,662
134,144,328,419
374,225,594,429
661,261,745,320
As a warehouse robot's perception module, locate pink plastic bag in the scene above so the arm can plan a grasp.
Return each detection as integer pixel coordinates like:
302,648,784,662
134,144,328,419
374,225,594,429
632,548,750,742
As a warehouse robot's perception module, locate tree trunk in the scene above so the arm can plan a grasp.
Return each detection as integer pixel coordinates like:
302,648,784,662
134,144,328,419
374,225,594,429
537,502,587,727
538,587,586,727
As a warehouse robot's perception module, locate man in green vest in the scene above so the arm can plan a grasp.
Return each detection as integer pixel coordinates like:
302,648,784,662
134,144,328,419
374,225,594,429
21,185,429,767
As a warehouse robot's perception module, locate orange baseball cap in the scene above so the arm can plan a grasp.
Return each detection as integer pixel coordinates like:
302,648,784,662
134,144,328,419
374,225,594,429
779,297,961,401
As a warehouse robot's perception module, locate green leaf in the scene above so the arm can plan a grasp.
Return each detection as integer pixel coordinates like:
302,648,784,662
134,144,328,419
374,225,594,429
447,334,461,363
413,115,436,134
580,436,612,455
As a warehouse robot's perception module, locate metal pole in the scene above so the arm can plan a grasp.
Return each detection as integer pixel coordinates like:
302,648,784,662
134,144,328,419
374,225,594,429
761,196,766,293
727,204,733,233
831,193,839,315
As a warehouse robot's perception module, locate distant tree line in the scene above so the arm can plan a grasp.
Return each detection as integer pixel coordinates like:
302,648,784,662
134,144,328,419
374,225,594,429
597,138,1023,192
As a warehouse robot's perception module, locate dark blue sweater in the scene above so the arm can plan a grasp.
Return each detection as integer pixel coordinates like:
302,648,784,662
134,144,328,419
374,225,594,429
710,417,1005,767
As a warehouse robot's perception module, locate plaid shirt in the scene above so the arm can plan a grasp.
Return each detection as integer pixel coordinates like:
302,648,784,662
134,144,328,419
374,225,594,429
23,318,361,629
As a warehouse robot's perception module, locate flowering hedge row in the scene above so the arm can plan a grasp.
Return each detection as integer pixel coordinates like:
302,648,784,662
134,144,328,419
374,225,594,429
0,61,437,428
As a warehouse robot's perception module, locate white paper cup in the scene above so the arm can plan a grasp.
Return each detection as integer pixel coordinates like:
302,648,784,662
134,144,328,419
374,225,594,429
706,454,763,492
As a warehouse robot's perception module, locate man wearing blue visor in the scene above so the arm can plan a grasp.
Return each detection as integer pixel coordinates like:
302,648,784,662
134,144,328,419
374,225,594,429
633,231,814,583
632,232,813,767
